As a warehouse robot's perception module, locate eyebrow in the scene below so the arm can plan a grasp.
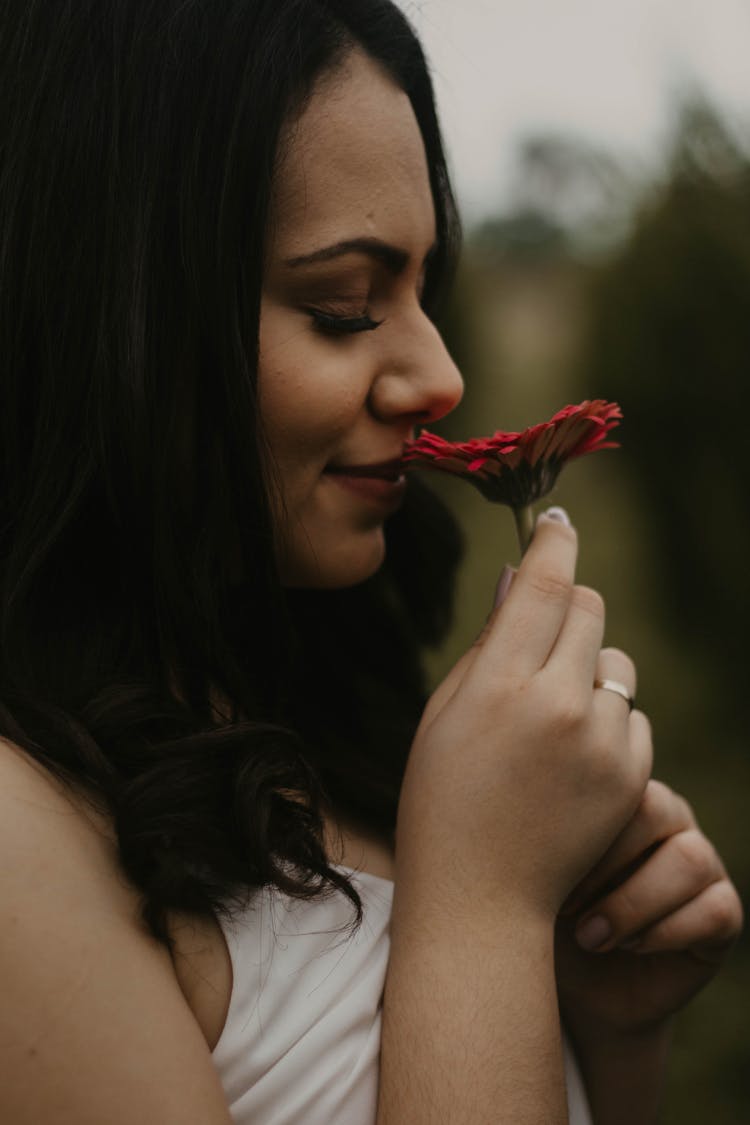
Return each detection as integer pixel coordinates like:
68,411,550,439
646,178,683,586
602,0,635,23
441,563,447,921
284,236,436,273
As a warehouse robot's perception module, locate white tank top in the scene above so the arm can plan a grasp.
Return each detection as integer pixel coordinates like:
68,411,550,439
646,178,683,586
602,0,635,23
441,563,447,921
210,865,593,1124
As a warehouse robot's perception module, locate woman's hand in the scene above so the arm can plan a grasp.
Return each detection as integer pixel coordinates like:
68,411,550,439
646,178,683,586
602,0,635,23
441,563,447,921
394,511,653,922
555,775,744,1039
383,514,651,1121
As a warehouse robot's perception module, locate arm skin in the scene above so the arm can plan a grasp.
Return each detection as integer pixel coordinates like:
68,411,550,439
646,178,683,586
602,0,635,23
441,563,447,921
376,894,569,1125
377,891,674,1125
376,893,674,1125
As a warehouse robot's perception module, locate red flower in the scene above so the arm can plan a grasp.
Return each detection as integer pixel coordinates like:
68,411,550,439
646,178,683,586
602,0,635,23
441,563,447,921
403,399,622,508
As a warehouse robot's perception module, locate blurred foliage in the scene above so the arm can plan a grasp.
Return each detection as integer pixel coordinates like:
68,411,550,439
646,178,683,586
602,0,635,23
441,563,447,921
582,97,750,743
431,93,749,1123
471,207,569,266
471,130,639,265
577,96,750,1122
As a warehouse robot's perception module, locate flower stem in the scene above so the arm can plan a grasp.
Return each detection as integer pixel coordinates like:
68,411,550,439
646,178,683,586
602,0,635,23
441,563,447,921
513,504,536,556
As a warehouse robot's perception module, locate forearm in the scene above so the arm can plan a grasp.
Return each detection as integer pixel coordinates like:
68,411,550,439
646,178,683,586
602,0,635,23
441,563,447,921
565,1018,673,1125
377,895,568,1125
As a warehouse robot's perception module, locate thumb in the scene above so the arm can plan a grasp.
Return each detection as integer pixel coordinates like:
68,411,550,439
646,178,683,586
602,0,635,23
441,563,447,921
420,564,517,730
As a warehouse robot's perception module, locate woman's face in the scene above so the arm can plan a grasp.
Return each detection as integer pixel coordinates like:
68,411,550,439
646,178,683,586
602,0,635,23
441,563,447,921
260,48,464,588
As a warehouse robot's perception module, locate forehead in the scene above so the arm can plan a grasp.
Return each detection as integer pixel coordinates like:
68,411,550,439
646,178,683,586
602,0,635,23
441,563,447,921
269,49,436,254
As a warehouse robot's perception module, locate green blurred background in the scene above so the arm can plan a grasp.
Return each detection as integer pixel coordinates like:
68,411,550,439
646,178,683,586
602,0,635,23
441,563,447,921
425,96,750,1122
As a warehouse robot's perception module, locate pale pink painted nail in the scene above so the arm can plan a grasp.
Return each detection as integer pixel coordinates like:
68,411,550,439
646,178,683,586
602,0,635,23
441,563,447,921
539,505,572,527
493,565,517,608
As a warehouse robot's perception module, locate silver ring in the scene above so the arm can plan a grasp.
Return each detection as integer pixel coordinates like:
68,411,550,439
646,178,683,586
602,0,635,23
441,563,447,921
594,678,635,711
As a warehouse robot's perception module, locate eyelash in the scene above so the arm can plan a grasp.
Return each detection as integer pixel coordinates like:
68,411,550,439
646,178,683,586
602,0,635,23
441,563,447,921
306,309,384,337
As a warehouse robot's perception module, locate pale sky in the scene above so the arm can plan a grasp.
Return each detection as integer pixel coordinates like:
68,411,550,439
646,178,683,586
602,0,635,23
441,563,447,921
397,0,750,222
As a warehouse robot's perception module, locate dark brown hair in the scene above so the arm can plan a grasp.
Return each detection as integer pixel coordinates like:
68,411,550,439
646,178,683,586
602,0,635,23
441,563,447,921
0,0,463,948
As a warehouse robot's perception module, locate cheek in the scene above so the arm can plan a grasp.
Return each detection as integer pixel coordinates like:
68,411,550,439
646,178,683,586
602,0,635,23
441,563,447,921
257,302,388,512
260,367,362,458
258,340,372,468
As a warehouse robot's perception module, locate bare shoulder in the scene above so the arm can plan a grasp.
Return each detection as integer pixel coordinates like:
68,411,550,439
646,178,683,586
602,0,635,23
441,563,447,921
0,736,233,1124
0,734,119,860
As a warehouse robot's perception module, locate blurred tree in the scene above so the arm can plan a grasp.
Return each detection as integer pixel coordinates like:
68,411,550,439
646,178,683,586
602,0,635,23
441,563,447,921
513,133,635,249
470,132,637,268
470,207,568,267
580,94,750,742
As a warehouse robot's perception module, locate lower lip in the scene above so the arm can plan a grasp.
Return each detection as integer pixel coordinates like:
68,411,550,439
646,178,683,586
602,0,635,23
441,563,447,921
324,471,407,507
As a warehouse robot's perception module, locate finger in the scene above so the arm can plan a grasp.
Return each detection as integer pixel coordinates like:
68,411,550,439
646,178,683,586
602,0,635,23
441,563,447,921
620,879,744,960
419,642,479,730
479,512,578,677
583,672,649,802
543,584,605,694
561,780,693,916
420,564,516,729
573,828,724,952
595,646,638,700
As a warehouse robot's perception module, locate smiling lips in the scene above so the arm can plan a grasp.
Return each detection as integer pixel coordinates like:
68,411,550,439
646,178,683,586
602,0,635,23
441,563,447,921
324,459,406,507
325,458,405,481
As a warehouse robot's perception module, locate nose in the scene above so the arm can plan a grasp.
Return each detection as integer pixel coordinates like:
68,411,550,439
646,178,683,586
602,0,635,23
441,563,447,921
368,309,464,426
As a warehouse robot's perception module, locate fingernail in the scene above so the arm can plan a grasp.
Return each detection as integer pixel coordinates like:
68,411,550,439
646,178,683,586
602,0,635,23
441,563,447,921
539,505,572,527
493,564,517,608
576,915,612,951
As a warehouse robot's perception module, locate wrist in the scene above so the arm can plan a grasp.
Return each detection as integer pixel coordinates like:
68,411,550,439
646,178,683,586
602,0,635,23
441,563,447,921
390,864,557,947
381,886,569,1124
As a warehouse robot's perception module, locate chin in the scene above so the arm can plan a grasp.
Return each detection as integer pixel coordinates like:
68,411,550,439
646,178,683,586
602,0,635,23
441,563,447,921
280,528,387,589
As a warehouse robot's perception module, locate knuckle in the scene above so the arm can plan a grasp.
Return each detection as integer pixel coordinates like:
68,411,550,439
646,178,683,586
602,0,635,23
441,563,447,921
555,699,588,732
638,778,671,819
705,881,743,938
541,683,587,731
571,585,605,619
528,569,571,603
673,829,716,881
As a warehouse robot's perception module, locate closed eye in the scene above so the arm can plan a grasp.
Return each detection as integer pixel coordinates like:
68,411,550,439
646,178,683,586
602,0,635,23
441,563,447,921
306,309,385,337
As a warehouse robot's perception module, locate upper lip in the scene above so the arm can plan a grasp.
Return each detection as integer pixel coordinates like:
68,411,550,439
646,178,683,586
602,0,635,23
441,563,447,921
325,457,405,479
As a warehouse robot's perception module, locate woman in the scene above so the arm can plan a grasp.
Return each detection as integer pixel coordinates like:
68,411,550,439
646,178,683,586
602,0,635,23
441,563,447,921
0,1,742,1121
